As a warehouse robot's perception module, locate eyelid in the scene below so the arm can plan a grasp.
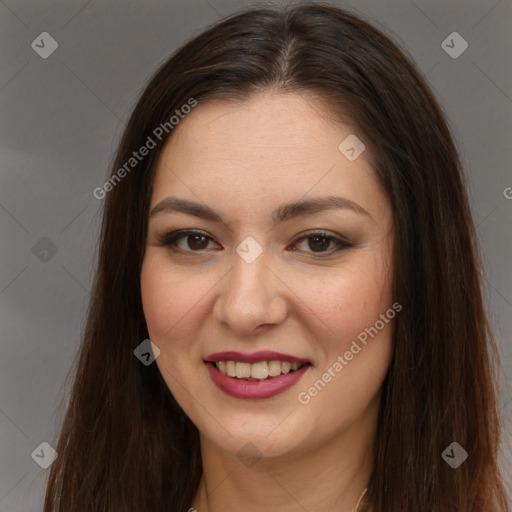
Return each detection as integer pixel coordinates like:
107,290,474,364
155,228,352,256
292,230,352,254
156,229,220,250
294,229,350,243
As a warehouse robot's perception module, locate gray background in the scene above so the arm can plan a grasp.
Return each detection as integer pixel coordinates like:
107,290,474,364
1,0,511,509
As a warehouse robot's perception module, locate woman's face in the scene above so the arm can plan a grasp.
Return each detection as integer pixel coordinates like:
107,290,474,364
141,91,395,459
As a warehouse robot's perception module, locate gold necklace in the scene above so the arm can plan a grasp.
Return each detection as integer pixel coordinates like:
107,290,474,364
352,487,367,512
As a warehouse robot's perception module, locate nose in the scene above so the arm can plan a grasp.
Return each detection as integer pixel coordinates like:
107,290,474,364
212,247,288,335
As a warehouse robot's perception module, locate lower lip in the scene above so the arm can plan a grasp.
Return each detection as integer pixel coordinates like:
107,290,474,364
205,362,311,400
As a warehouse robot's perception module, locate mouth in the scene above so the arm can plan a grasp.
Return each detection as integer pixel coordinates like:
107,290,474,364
207,360,311,381
203,351,313,400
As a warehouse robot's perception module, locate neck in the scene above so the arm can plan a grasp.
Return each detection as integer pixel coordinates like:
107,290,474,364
191,398,377,512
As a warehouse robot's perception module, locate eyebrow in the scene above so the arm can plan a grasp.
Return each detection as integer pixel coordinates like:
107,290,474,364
149,195,371,225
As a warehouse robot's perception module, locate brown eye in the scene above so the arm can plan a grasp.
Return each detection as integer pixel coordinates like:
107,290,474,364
156,230,220,253
307,235,331,252
291,231,352,256
187,234,209,250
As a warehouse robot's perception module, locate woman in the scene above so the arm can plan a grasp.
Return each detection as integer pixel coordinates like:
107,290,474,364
43,2,509,511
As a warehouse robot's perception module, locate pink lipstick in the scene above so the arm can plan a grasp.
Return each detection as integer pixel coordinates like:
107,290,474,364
204,351,312,400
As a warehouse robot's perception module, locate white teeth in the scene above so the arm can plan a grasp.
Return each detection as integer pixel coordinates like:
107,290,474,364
235,362,251,378
268,360,282,377
215,360,305,380
226,361,236,377
251,361,268,379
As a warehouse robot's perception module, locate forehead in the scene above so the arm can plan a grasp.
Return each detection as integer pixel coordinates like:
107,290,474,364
158,91,359,166
150,92,387,222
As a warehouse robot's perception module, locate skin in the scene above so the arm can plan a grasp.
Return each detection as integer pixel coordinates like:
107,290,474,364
140,91,395,512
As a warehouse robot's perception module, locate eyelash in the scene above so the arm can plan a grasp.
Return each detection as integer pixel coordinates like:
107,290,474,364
155,229,352,257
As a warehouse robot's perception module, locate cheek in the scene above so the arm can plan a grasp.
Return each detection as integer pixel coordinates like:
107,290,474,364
140,256,194,342
298,263,395,424
140,258,203,388
140,263,169,340
302,257,394,350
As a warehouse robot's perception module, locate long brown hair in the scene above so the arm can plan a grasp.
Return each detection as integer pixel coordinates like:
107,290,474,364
43,2,509,510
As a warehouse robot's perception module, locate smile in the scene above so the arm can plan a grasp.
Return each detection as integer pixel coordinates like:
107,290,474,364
214,360,305,381
204,351,312,400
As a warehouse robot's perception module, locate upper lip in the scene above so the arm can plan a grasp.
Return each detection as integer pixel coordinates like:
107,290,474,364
205,351,310,364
